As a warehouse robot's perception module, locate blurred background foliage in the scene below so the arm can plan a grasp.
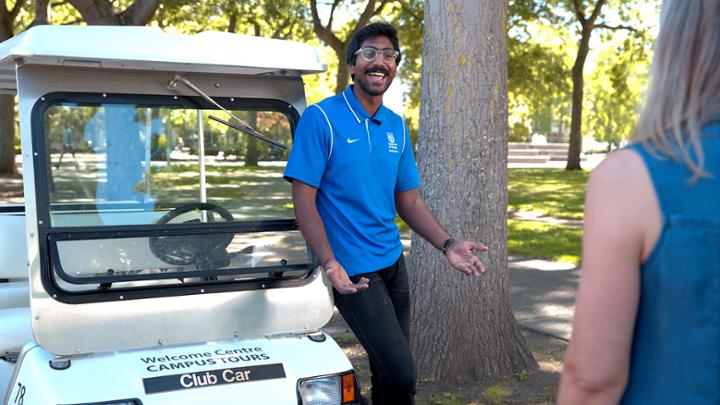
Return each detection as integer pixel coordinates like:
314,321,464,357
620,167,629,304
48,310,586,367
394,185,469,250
2,0,659,173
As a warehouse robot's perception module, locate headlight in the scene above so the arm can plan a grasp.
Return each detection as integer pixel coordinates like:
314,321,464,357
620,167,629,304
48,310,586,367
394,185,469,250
298,371,357,405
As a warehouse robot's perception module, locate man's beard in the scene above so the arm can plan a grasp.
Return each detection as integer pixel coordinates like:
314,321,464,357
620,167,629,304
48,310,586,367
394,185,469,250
354,67,393,96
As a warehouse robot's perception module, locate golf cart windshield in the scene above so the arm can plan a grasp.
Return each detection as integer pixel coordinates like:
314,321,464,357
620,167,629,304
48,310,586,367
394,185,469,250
36,93,312,302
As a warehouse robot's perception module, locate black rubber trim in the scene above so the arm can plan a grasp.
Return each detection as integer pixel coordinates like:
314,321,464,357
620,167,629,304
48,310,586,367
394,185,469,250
47,218,299,237
0,205,24,213
43,259,320,304
30,91,305,304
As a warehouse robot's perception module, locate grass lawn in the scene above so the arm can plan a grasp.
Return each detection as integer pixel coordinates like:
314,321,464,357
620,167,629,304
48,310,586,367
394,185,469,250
3,161,590,264
399,169,589,264
508,169,589,220
507,169,590,264
508,219,583,264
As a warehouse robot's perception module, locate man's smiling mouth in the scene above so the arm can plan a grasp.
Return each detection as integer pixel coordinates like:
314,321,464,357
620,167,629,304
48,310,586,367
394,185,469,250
366,67,389,78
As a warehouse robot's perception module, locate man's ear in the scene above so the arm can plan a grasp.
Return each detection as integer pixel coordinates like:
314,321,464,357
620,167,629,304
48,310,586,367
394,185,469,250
348,63,356,81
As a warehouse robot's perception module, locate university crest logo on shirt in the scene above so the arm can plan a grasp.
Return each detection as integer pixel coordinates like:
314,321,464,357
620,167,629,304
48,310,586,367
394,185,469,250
387,132,398,153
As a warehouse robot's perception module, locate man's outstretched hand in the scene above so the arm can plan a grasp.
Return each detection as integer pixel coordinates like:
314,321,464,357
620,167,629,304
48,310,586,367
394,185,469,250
446,240,489,277
324,258,369,294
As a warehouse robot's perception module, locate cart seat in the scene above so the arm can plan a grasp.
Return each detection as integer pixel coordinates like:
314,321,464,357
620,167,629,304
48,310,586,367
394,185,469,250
0,213,32,354
0,307,32,354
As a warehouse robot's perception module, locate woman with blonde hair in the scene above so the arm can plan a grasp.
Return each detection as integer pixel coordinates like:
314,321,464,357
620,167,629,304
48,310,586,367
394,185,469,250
558,0,720,403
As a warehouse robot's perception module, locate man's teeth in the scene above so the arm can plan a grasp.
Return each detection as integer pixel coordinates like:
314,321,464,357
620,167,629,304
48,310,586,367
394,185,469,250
369,72,385,77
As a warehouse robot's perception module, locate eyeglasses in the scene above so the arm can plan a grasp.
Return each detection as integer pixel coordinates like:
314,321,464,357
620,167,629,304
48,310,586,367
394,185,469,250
354,46,400,63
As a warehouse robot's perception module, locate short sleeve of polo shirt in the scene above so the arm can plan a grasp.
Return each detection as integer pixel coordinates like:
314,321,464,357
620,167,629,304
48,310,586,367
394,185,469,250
283,105,331,188
395,120,421,192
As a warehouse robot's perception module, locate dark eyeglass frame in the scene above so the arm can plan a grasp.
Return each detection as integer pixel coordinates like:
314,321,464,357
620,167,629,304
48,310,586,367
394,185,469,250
354,46,400,63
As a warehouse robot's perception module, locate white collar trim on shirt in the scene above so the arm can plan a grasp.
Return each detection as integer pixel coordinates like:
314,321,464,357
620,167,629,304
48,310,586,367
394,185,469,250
311,104,334,160
342,91,362,124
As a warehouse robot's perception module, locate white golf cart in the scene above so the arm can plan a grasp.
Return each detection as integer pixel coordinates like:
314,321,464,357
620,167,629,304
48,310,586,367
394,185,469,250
0,25,359,405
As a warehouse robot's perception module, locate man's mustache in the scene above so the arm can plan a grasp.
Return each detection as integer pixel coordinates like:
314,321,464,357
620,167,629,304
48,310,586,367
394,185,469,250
365,67,390,76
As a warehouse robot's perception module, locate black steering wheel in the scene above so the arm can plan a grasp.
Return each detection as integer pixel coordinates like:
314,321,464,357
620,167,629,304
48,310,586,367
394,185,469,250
149,202,235,266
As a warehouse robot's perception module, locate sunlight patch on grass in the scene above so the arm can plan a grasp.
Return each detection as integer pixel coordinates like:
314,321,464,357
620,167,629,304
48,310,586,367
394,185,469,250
508,219,582,264
508,169,589,220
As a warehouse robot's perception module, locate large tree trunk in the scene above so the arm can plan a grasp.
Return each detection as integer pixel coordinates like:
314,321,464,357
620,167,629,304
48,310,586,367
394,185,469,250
409,0,536,382
566,25,592,170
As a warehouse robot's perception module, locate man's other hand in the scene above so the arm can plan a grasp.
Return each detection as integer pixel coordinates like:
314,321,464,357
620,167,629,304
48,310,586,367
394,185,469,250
446,240,489,277
324,258,369,294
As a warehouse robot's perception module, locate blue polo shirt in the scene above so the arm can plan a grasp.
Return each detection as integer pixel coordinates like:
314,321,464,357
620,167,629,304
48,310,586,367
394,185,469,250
284,86,421,276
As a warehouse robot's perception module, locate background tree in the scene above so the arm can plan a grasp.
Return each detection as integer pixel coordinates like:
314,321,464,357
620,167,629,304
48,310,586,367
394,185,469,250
507,0,652,167
562,0,642,169
0,0,162,175
154,0,313,166
386,0,423,140
585,34,651,151
0,0,27,175
309,0,390,94
68,0,159,25
507,2,573,142
409,0,536,382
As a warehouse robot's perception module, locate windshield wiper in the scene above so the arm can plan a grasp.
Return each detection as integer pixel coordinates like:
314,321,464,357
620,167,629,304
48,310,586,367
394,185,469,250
168,74,287,149
207,115,286,149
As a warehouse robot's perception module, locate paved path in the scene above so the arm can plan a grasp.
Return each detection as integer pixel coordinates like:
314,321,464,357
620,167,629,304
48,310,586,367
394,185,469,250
509,255,578,340
324,249,579,342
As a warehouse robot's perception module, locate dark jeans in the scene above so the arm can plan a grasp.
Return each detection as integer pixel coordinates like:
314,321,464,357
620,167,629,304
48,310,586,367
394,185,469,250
333,254,416,405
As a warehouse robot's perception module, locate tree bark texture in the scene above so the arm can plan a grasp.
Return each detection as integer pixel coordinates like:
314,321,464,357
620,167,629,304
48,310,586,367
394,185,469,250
409,0,536,382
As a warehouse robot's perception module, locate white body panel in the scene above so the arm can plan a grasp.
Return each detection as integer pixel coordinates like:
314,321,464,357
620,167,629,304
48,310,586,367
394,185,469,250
0,25,326,93
5,334,352,404
16,63,330,356
0,214,27,280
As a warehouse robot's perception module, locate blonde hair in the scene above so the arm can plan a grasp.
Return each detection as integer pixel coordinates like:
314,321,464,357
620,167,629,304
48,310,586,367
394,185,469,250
633,0,720,177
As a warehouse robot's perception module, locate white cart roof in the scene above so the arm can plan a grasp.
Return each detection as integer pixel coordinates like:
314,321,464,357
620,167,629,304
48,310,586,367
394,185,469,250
0,25,326,91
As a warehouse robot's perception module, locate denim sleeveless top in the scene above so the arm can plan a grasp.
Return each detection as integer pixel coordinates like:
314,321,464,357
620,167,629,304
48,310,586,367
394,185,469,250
620,123,720,404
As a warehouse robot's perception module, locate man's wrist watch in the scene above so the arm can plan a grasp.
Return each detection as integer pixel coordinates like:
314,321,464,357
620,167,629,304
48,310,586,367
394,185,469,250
441,238,456,255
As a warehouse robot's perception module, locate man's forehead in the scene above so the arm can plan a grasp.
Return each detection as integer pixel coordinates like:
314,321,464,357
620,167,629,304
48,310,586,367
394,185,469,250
361,35,393,48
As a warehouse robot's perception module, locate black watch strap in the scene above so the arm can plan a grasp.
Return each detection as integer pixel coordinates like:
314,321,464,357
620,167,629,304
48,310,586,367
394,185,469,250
441,238,456,255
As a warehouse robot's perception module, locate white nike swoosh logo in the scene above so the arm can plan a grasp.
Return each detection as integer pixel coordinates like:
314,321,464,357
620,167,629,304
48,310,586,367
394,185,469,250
347,138,360,144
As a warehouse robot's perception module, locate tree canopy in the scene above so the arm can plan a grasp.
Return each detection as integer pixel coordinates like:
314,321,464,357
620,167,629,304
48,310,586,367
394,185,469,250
0,0,659,176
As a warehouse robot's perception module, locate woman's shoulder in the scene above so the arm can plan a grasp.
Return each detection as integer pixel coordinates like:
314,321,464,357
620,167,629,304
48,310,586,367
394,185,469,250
589,148,648,189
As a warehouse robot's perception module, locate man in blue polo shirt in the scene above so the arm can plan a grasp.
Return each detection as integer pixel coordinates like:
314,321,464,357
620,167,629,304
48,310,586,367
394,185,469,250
284,22,488,405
